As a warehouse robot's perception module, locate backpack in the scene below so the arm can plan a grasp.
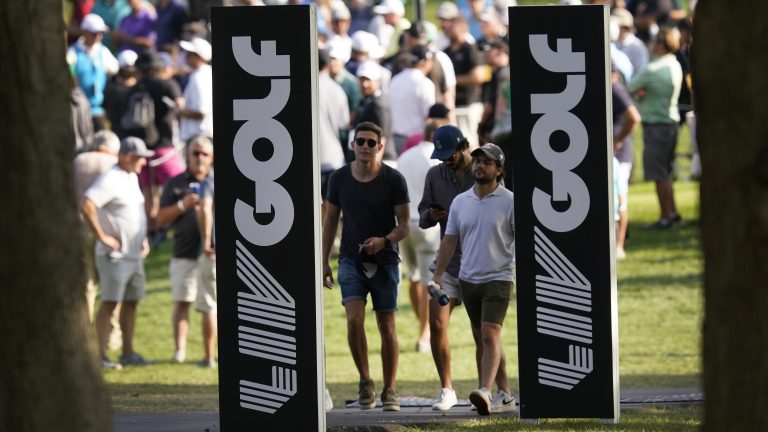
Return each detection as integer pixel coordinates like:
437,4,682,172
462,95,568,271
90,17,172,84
120,83,158,146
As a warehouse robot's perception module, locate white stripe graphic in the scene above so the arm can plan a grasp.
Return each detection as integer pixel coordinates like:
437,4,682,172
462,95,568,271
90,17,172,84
236,240,295,306
238,325,297,364
538,345,593,390
240,367,297,413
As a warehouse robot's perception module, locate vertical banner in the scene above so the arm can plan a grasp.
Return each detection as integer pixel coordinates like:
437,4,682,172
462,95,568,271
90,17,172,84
509,5,619,421
212,6,324,431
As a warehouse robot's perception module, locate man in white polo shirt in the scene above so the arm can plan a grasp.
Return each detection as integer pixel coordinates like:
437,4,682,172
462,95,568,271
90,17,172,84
431,143,516,416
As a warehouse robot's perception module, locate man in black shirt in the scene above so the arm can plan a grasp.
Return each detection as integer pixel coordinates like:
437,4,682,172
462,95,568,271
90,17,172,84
155,136,214,365
322,122,410,412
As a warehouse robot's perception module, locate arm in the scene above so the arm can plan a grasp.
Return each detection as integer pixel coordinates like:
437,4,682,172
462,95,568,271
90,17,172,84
155,192,199,226
321,202,341,289
198,196,215,258
81,197,120,251
614,104,641,152
418,176,448,230
455,65,485,86
361,202,410,255
431,234,458,288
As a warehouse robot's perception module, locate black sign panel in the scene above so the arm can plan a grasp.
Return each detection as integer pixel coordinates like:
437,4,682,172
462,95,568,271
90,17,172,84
509,5,619,420
212,6,324,430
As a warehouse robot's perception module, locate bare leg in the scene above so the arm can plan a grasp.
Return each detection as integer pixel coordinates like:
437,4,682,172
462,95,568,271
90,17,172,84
202,312,217,361
173,301,191,355
430,300,456,389
344,300,370,380
376,310,399,390
409,280,430,347
656,179,678,220
479,322,504,391
119,301,138,357
96,301,118,358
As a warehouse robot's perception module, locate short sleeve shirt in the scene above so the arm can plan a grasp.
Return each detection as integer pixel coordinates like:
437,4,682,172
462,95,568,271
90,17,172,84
326,164,410,264
159,171,213,259
445,185,515,283
444,41,483,106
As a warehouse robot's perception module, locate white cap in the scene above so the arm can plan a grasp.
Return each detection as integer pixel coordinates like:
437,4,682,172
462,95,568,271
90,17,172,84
331,3,351,21
373,0,405,17
179,37,212,62
351,31,384,59
327,38,351,63
81,13,108,33
356,61,381,80
117,50,138,68
436,2,459,19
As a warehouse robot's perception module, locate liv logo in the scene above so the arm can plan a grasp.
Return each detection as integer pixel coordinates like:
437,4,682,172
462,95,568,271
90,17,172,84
529,34,594,391
232,38,297,413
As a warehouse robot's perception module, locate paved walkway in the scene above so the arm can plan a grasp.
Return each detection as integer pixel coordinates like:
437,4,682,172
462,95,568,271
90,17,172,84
113,387,703,432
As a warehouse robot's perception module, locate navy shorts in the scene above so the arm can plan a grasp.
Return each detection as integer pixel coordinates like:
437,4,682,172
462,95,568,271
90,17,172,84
337,258,400,312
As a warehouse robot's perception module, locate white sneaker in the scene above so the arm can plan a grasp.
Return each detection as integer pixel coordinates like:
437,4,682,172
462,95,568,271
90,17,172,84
490,390,517,413
324,388,333,412
431,388,458,411
172,350,186,363
469,388,492,416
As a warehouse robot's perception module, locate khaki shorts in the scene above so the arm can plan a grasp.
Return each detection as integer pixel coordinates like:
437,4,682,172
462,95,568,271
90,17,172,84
441,272,462,305
459,279,513,327
401,222,440,283
195,255,217,314
96,254,146,302
170,257,198,302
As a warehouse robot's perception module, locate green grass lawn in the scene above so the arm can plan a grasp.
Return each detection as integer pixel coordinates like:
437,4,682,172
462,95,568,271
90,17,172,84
102,122,702,431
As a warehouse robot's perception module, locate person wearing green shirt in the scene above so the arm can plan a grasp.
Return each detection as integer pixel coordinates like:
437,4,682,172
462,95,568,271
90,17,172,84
628,26,683,229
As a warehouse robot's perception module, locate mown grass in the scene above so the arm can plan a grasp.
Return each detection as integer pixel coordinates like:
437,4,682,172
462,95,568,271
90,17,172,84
104,132,702,420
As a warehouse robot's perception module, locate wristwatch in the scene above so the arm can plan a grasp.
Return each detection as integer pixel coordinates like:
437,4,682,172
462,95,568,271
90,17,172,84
383,237,392,248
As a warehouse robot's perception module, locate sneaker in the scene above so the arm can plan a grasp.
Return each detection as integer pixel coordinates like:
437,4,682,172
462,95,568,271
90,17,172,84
615,248,626,260
324,388,334,412
119,352,151,366
670,213,683,224
358,379,376,410
490,390,517,413
432,388,458,411
197,358,216,369
172,350,186,363
100,357,123,370
415,338,431,353
381,388,400,412
469,388,492,416
644,218,673,230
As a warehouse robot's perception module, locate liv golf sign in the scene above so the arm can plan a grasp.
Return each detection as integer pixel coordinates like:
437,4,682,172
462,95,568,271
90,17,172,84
509,5,620,421
212,6,324,431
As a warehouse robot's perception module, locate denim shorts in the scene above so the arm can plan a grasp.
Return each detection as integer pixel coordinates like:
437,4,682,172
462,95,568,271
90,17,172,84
337,258,400,312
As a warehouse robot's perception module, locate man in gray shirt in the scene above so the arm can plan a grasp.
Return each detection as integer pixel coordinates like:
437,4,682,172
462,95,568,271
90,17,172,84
431,143,516,416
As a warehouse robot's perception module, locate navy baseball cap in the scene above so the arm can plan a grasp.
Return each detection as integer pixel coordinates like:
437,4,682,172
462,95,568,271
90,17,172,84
431,125,467,160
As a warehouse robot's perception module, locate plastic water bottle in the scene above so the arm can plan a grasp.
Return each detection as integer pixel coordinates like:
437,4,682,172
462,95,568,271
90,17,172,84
427,281,449,306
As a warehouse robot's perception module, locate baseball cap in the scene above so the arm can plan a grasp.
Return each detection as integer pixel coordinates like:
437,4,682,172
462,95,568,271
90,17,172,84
428,103,450,119
431,125,467,160
120,137,155,158
93,130,120,155
611,8,635,31
331,4,351,21
356,61,381,80
327,39,351,63
179,37,212,62
373,0,405,17
436,1,459,20
117,50,138,68
471,143,505,165
136,51,165,71
351,31,384,59
81,13,108,33
410,44,433,63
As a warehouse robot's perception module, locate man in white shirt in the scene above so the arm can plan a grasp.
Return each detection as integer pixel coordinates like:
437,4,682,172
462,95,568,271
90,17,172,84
81,137,153,369
389,45,436,155
178,37,213,142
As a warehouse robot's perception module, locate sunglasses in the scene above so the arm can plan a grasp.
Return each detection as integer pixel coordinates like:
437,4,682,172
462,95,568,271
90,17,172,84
192,151,210,157
355,137,378,148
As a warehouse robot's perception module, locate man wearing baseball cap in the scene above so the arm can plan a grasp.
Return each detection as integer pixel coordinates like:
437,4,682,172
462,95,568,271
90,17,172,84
431,142,516,416
81,137,154,369
178,37,213,143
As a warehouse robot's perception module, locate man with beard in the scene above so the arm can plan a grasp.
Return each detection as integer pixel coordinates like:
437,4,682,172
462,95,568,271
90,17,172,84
431,142,516,416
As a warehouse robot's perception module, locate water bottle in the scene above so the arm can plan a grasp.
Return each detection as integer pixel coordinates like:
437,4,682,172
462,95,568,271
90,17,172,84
189,182,201,195
427,281,449,306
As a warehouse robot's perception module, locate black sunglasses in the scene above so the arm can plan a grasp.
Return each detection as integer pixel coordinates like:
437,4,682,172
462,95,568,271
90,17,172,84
192,151,210,157
355,137,378,148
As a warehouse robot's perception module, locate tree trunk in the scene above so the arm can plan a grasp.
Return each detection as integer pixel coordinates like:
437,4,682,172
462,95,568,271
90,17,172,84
694,2,768,431
0,2,112,431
